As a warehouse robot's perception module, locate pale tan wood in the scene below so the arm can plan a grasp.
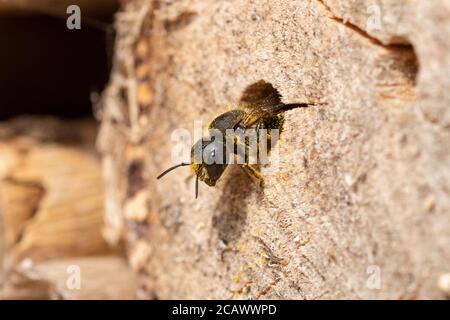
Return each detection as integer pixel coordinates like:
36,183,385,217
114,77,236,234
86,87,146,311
25,256,138,300
0,119,113,263
0,117,135,299
0,179,43,250
0,256,138,300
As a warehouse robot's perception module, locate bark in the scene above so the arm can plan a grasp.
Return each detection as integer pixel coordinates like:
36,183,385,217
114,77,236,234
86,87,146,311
99,0,450,299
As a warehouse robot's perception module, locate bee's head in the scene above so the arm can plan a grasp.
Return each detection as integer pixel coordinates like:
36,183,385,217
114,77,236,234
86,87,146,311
190,135,228,187
157,135,228,198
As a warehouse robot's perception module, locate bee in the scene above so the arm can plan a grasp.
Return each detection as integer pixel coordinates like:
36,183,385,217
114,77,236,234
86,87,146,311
157,80,321,198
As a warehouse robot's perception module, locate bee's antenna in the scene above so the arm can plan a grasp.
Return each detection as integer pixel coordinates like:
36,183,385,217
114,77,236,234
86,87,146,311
157,163,190,179
195,175,199,199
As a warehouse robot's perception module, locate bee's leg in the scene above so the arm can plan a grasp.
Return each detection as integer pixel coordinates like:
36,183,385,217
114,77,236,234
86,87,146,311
241,164,264,187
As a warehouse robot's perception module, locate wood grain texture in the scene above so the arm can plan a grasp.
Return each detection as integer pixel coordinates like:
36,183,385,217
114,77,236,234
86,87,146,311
0,117,136,299
99,0,450,299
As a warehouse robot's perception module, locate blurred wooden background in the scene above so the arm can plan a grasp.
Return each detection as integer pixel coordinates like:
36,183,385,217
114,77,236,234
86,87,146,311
0,0,139,300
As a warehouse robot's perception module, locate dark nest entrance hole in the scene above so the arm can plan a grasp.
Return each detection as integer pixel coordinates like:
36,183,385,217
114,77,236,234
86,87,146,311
0,4,118,119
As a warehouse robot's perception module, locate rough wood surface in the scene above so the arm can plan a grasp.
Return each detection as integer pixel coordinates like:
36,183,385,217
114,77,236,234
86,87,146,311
99,0,450,299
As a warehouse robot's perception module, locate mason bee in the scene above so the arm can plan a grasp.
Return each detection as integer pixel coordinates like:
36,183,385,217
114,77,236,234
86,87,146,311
157,80,321,198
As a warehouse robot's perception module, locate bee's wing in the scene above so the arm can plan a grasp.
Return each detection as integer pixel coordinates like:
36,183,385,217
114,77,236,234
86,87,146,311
238,80,316,128
238,80,283,128
239,80,282,112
